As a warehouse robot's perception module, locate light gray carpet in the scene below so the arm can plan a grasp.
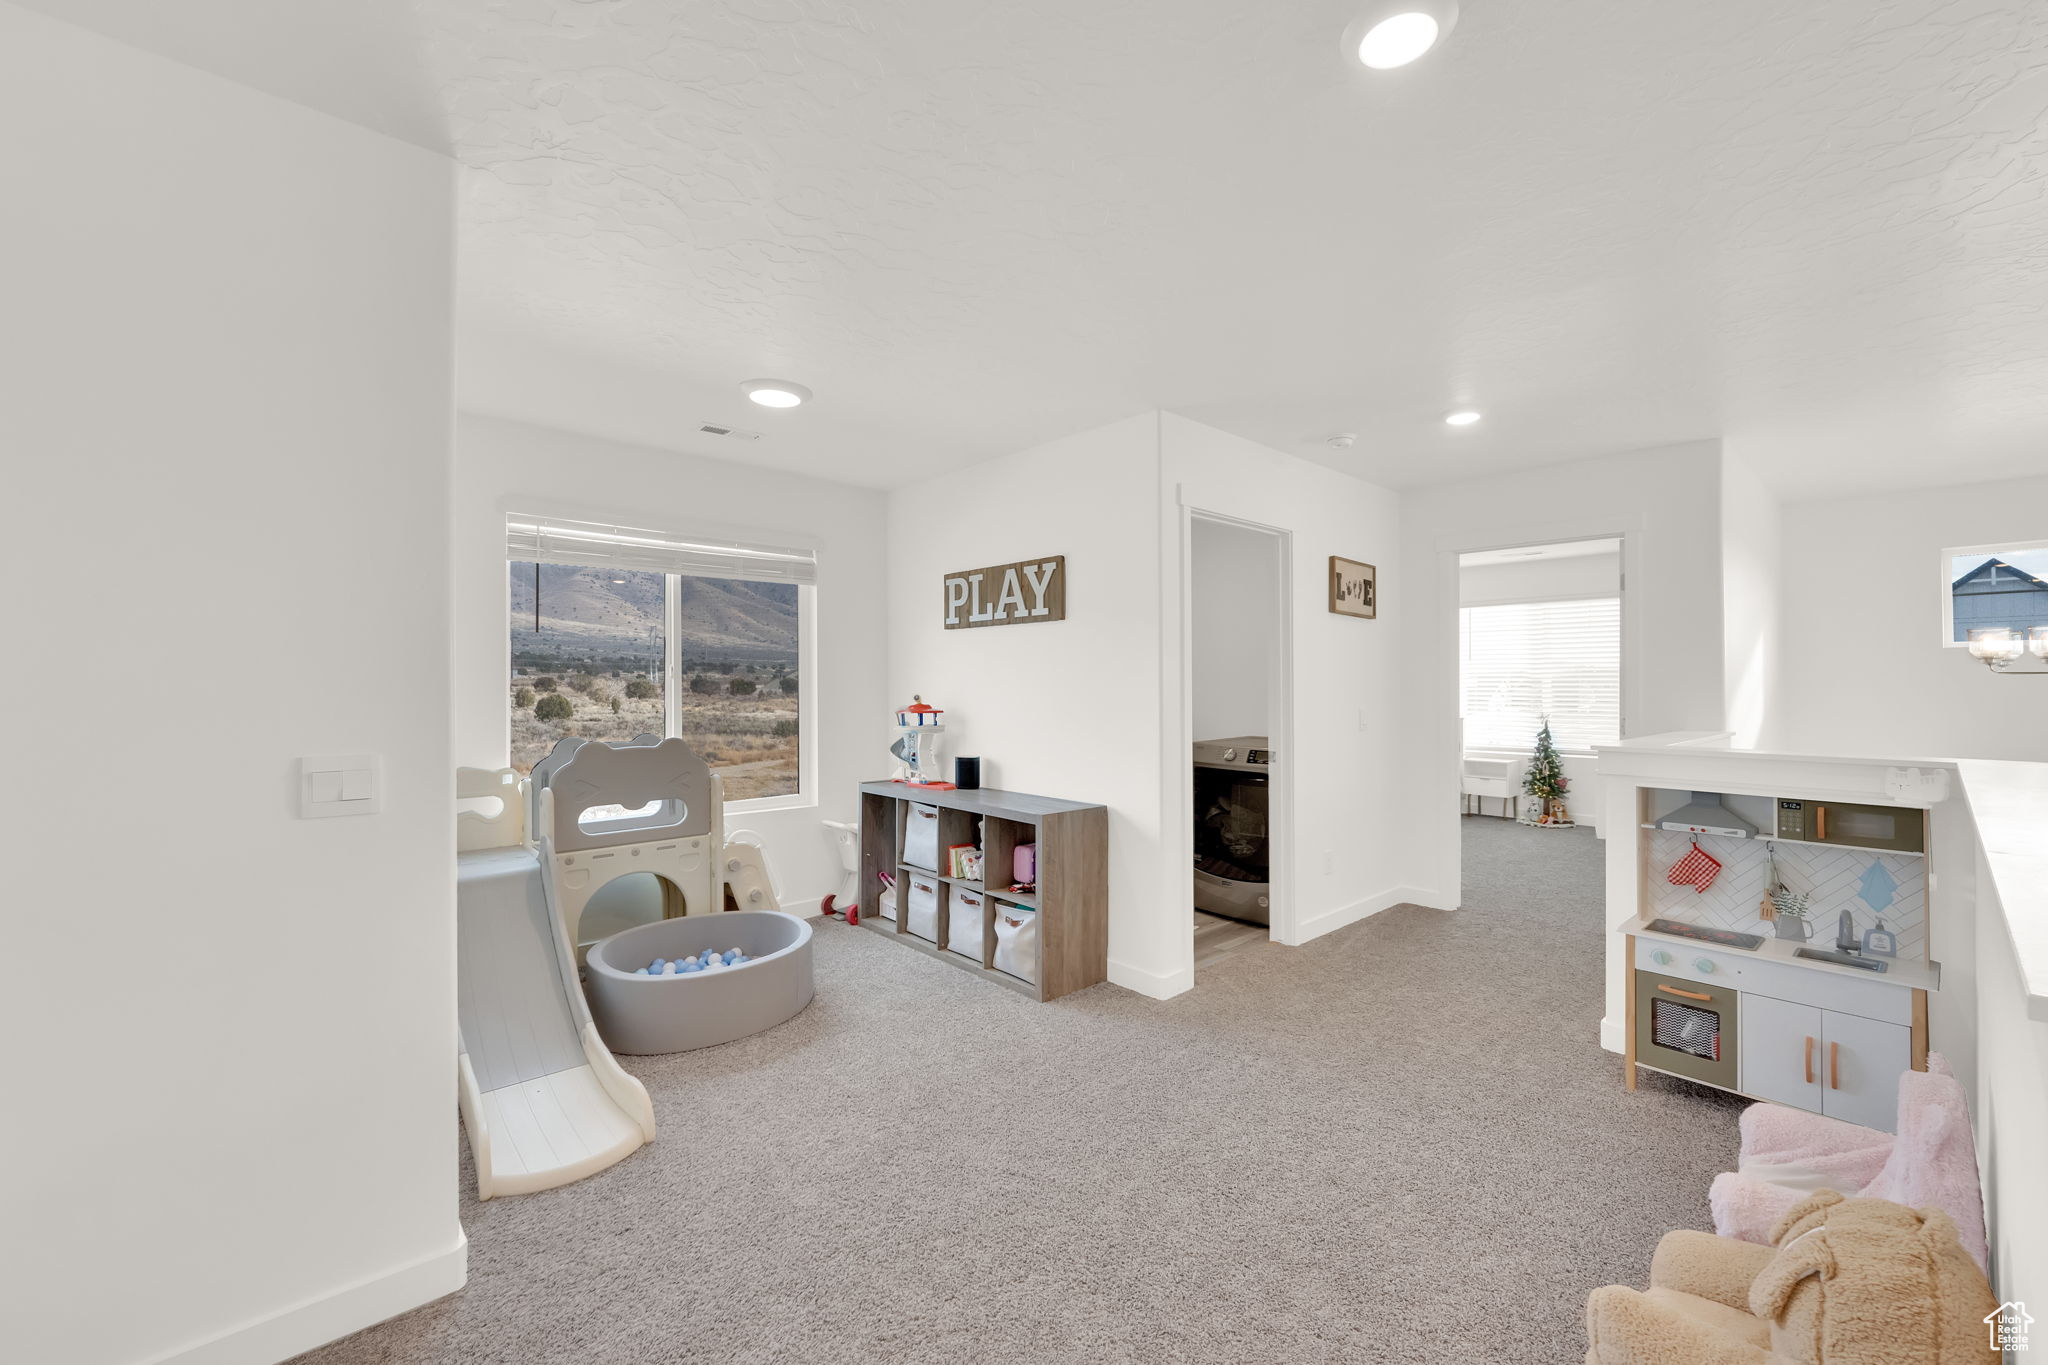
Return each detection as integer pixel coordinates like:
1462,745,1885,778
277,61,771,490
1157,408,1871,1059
297,816,1740,1365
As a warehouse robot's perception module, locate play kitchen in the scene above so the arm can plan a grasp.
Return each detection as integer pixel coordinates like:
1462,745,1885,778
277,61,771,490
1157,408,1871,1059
1619,781,1941,1132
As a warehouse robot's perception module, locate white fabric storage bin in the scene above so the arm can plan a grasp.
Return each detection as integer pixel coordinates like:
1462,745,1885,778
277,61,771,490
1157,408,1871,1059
904,874,940,942
945,888,985,962
992,903,1039,984
903,802,941,870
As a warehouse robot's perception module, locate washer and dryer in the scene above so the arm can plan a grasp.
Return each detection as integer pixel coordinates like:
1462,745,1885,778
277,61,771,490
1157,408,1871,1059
1193,736,1271,926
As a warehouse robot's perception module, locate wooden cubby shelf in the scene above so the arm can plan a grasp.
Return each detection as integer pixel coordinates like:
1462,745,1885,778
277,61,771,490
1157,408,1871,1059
857,781,1108,1001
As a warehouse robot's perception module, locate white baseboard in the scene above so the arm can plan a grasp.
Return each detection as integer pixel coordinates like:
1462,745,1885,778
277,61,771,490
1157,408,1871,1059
1109,956,1193,1000
1290,887,1432,944
148,1232,467,1365
1599,1015,1624,1054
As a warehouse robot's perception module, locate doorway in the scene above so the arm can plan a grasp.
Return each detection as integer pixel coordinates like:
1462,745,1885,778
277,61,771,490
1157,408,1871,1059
1189,514,1287,974
1455,537,1622,921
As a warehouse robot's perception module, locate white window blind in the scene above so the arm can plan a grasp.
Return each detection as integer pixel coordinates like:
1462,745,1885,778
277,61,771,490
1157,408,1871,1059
507,514,816,586
1460,597,1620,752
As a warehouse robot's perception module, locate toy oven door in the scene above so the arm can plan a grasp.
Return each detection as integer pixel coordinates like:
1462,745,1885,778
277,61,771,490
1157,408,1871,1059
1634,969,1738,1090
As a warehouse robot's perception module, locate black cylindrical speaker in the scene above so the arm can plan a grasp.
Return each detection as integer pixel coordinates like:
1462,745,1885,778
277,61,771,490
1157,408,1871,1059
954,756,982,790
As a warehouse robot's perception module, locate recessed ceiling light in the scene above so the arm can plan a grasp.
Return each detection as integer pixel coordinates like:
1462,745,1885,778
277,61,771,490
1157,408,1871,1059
1360,13,1438,67
740,379,812,409
1344,2,1459,70
1445,410,1482,426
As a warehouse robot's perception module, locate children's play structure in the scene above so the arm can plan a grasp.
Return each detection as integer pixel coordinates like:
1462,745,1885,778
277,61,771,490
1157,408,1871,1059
454,735,812,1199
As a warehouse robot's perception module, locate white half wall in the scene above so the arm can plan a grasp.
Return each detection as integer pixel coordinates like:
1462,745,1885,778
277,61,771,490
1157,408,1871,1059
3,7,462,1362
886,415,1172,992
1772,474,2048,762
1401,442,1727,907
1160,414,1416,957
453,414,890,905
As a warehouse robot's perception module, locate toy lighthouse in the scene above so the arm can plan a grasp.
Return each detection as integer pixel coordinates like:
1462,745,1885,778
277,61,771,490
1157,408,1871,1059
890,695,952,788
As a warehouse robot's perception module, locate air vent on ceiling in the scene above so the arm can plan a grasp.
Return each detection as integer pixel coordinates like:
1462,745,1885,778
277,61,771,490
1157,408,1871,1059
697,422,764,441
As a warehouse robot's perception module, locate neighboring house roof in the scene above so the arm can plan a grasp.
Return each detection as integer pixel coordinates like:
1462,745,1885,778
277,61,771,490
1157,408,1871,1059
1953,558,2048,592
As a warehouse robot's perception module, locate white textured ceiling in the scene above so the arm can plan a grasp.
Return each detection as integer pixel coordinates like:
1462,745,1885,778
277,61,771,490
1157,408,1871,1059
26,0,2048,495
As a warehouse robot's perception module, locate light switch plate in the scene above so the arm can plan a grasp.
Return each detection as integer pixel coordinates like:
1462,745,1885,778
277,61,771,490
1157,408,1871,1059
300,754,382,818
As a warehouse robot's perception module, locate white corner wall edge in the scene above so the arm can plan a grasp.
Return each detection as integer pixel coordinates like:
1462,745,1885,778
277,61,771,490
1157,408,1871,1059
145,1234,467,1365
1110,957,1194,1000
1287,887,1427,946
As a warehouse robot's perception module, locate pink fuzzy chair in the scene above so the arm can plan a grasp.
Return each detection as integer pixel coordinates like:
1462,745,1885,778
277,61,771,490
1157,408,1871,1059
1708,1054,1989,1271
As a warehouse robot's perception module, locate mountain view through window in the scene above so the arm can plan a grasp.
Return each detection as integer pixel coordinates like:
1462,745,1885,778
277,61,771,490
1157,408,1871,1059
509,563,800,800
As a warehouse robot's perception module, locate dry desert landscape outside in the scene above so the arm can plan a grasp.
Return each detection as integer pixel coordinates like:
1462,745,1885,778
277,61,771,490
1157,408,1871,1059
509,562,800,801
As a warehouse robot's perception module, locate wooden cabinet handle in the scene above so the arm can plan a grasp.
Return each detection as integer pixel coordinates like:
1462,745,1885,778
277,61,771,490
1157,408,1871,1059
1656,983,1713,1002
1804,1036,1814,1085
1816,805,1827,841
1829,1041,1840,1090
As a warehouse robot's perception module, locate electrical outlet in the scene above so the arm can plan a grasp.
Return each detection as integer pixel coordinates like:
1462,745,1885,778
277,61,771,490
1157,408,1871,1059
1323,850,1334,875
1357,709,1369,731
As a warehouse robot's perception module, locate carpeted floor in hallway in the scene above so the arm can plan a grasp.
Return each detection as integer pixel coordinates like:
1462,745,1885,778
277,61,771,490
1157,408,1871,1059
297,815,1741,1365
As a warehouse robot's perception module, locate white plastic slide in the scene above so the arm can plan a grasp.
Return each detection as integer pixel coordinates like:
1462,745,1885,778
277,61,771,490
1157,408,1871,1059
455,772,654,1199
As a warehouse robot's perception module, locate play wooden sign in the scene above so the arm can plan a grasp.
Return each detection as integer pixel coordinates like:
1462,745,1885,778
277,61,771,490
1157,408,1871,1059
943,555,1066,629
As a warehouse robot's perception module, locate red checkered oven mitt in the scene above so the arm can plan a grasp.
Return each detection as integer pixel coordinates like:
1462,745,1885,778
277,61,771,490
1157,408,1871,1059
1667,840,1722,894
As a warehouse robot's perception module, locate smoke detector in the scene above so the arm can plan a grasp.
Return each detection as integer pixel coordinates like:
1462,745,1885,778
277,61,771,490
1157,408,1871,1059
697,421,764,441
1326,433,1359,449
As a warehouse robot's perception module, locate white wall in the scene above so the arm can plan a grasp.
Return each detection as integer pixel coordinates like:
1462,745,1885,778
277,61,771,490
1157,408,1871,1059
1458,550,1621,606
454,414,890,905
1969,838,2048,1317
1772,474,2048,762
890,412,1420,999
1160,414,1417,966
1191,518,1277,741
887,415,1170,991
2,7,461,1362
1401,442,1727,906
1720,453,1782,749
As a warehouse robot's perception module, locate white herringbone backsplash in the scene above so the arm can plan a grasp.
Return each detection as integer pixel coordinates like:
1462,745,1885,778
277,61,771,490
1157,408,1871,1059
1646,830,1926,961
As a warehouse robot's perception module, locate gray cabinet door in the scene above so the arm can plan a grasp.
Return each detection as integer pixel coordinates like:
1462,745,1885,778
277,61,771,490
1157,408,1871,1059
1821,1010,1909,1132
1741,994,1823,1112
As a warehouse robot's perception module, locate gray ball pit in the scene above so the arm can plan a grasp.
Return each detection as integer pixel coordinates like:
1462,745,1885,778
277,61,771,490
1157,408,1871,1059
585,911,815,1054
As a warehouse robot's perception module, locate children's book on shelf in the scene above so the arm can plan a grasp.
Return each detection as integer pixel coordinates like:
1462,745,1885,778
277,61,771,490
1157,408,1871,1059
946,843,984,881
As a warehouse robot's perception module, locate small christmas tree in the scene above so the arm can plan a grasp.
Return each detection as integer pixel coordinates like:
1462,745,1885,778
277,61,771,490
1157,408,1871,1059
1522,717,1570,824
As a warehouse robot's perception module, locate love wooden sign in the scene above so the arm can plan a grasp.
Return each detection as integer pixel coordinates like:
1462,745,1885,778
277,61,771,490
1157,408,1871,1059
943,555,1066,629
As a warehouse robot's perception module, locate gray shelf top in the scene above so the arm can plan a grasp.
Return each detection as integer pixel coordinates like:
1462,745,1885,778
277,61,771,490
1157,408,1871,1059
860,780,1103,819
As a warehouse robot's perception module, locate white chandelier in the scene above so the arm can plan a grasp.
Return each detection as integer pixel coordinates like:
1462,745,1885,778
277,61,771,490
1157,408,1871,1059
1967,626,2048,675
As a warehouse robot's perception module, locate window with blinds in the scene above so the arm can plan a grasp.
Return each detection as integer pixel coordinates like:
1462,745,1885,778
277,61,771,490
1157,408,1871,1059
506,515,816,585
1459,597,1621,752
508,514,813,804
